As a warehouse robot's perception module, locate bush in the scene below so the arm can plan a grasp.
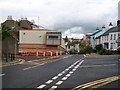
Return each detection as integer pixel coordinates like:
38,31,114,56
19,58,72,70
98,49,113,55
98,48,107,55
84,45,93,54
95,44,103,52
79,49,86,54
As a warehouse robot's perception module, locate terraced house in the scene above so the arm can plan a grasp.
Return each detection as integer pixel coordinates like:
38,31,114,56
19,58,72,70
100,23,120,50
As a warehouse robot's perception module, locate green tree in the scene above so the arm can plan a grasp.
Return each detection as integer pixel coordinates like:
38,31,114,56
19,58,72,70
84,45,93,54
95,44,103,52
1,25,11,40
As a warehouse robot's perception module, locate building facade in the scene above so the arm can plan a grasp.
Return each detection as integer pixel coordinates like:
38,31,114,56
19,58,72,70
100,25,120,50
19,28,64,56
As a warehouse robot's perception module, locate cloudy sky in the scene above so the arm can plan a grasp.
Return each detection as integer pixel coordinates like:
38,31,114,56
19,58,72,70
0,0,120,39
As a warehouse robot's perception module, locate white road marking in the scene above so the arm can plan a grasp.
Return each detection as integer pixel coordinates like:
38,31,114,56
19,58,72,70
72,68,77,71
57,73,63,76
61,71,66,74
52,76,58,80
71,64,74,67
68,66,72,69
66,74,71,77
0,74,5,77
80,64,116,68
56,81,63,85
23,63,44,71
62,77,68,80
49,86,58,90
74,66,79,69
65,68,69,71
69,71,74,74
36,59,85,89
76,65,79,67
37,84,46,89
46,80,53,84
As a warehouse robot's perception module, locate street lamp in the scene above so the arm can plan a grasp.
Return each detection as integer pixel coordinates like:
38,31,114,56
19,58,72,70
65,42,68,54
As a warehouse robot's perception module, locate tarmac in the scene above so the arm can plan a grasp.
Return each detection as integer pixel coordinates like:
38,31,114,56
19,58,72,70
0,53,119,67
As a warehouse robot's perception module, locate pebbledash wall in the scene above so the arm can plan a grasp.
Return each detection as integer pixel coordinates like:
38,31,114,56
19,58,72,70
18,28,65,56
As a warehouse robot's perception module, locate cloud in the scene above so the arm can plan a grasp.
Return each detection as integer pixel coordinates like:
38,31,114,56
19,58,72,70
0,0,119,39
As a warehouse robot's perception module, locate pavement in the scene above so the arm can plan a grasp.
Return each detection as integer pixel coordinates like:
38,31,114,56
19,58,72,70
0,54,69,67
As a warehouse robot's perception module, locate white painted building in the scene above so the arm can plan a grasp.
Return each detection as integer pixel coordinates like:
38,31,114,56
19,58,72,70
100,25,120,50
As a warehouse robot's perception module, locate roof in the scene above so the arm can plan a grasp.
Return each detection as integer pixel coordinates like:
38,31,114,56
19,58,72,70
18,28,57,32
102,25,120,36
2,19,37,29
92,30,102,35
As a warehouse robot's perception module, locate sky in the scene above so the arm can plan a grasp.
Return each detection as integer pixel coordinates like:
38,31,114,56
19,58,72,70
0,0,120,39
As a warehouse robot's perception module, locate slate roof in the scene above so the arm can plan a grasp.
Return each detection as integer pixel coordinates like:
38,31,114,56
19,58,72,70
2,19,34,29
102,25,120,36
92,30,102,35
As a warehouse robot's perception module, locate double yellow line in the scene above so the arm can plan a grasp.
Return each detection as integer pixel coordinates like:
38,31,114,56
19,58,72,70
72,75,120,90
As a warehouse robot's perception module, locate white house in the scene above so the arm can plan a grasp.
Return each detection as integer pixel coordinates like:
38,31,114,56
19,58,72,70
100,25,120,50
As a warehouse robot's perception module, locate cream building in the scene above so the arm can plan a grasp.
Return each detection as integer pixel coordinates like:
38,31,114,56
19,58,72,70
19,28,64,56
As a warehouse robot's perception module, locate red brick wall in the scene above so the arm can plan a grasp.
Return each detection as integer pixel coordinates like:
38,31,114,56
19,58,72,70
19,44,65,52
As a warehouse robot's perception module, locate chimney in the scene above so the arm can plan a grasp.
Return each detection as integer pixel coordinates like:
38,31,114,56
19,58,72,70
31,19,35,24
96,27,99,30
7,16,12,20
108,22,113,29
102,25,105,28
21,17,27,20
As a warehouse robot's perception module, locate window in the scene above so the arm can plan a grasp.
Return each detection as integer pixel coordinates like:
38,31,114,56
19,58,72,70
23,33,26,35
114,34,116,40
110,34,112,40
111,43,113,49
48,36,59,39
118,33,120,37
107,35,108,41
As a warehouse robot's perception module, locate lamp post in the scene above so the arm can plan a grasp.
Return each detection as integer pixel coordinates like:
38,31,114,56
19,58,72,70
65,42,68,54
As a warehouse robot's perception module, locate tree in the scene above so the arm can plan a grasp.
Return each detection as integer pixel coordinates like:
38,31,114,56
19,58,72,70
95,44,103,52
1,25,11,40
84,45,93,54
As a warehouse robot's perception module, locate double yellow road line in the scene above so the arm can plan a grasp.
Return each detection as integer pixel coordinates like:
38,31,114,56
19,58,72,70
72,75,120,90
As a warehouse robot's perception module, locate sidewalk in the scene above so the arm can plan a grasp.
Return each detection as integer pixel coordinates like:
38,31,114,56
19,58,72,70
0,55,68,67
85,53,119,58
0,58,25,67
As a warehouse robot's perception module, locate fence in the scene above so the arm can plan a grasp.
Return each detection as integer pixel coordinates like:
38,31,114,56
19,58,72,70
20,51,64,56
2,53,15,62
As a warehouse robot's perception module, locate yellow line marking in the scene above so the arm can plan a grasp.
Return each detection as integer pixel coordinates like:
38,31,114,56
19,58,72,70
72,75,120,90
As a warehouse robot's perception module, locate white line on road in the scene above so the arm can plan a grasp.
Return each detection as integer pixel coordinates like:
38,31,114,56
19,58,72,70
62,77,68,80
69,71,74,74
61,71,66,74
65,68,69,71
72,68,77,71
57,73,63,76
23,63,44,71
36,60,85,89
37,84,46,89
56,81,63,85
52,76,58,80
46,80,53,84
65,74,71,77
0,74,5,77
49,86,58,90
80,64,116,68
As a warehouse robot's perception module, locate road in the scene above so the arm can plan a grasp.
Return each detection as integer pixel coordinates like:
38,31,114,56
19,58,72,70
1,54,119,89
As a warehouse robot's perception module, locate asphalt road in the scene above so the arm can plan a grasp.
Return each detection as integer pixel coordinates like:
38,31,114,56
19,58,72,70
1,54,119,89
